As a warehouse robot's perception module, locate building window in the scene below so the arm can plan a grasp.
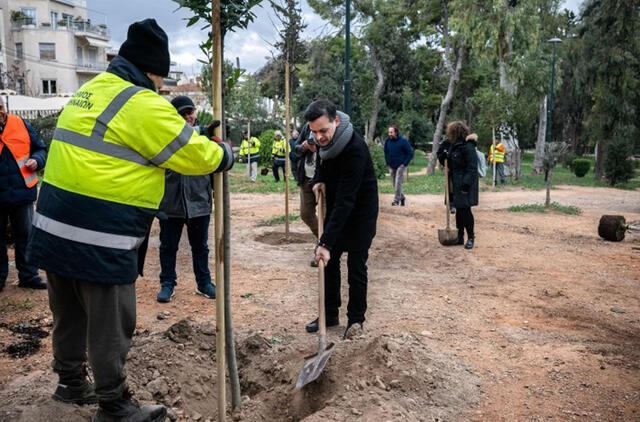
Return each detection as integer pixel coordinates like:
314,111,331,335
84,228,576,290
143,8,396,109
39,43,56,60
20,8,37,25
62,13,73,27
42,79,57,95
88,47,97,66
51,11,58,28
76,46,83,66
15,43,23,59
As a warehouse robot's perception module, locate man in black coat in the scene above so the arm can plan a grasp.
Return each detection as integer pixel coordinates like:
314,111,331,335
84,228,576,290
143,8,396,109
304,99,379,338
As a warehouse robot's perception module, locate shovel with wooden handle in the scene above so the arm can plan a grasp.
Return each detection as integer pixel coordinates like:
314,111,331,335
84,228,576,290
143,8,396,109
438,158,459,246
295,191,335,389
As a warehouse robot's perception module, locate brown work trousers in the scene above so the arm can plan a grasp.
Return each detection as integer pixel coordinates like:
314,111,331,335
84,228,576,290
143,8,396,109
299,177,318,238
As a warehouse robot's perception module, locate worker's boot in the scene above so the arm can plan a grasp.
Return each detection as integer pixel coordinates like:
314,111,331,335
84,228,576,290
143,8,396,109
52,364,98,405
196,282,216,299
305,316,339,333
93,390,166,422
464,238,474,250
18,275,47,289
343,321,364,340
156,282,175,303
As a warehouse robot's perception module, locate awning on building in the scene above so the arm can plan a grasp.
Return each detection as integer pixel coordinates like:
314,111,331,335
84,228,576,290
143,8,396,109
83,37,111,49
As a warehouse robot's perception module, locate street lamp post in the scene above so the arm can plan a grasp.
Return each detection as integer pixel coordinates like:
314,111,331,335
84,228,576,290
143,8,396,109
344,0,351,115
545,37,562,144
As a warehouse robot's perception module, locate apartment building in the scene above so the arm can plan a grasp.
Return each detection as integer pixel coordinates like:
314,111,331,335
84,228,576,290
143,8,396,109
0,0,110,96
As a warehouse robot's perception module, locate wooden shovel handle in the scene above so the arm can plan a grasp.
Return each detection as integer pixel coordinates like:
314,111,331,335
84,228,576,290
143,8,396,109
317,193,326,338
444,159,451,229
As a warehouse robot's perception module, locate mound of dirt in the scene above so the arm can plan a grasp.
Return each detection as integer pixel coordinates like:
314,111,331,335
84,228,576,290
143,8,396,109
254,231,315,246
0,319,481,421
127,319,482,421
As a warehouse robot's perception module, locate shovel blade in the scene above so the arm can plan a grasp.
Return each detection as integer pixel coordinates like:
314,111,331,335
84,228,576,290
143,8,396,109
438,228,459,246
295,343,335,389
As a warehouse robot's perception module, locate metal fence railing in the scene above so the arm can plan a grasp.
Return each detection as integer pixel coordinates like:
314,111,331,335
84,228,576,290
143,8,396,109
11,109,61,120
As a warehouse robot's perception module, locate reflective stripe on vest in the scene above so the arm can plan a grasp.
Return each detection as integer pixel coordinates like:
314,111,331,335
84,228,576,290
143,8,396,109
33,211,145,250
272,140,286,157
52,85,193,167
490,144,505,163
0,115,38,188
240,138,259,155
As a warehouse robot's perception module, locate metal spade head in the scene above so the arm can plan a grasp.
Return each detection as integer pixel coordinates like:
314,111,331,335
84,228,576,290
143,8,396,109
438,227,459,246
295,342,335,389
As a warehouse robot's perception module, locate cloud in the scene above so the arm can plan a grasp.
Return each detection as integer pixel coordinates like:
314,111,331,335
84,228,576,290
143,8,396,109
225,31,273,73
88,0,327,74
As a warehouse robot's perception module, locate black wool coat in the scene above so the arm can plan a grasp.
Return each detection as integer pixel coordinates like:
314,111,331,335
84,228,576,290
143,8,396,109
437,138,479,208
312,130,378,252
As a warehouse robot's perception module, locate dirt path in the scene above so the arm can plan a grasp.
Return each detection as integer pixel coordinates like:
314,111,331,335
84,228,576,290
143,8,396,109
1,186,639,421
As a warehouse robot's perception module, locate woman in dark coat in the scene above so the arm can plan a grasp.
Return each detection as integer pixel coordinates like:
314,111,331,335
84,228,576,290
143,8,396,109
437,121,479,249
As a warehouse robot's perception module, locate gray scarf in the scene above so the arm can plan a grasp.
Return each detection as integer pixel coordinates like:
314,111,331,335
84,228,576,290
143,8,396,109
319,111,353,160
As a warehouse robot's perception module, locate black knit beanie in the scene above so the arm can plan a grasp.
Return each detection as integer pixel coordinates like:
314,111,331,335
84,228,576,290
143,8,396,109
118,18,170,77
171,96,195,113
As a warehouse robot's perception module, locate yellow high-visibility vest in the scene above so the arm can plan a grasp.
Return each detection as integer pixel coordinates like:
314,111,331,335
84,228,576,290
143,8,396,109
489,143,505,163
240,137,260,156
272,138,286,157
28,70,232,284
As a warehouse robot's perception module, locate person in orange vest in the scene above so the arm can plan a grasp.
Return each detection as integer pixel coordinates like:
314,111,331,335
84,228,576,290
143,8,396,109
488,138,506,185
0,97,47,292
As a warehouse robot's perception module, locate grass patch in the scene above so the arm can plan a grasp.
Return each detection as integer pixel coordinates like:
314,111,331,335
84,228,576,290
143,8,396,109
258,214,301,226
502,156,640,190
228,151,640,196
407,150,429,173
507,202,582,215
229,163,300,194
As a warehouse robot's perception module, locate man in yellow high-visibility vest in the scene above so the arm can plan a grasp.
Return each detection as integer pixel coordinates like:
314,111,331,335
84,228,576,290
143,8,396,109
239,130,260,182
27,19,233,422
271,130,287,182
488,139,506,185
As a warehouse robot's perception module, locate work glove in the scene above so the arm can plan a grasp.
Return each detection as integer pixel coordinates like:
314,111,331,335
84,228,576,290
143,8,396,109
205,120,221,138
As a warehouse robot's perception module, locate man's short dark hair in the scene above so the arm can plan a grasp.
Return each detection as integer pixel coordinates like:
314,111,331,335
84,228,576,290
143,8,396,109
390,125,399,135
304,99,337,122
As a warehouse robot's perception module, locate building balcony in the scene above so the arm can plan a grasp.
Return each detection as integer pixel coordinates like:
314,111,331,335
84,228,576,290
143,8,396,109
76,62,108,74
11,19,110,39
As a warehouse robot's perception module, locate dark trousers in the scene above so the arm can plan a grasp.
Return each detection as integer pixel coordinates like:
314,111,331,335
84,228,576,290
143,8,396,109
0,202,39,283
455,207,475,239
47,272,136,401
290,160,300,183
324,247,369,324
159,215,211,286
493,162,506,185
272,159,285,182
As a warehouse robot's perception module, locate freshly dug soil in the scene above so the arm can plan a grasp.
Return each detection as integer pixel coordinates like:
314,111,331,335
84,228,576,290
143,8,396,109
254,231,315,246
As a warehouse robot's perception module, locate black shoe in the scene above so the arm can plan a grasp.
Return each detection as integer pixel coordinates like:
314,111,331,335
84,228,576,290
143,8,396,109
343,321,364,339
0,281,5,292
18,276,46,290
457,234,464,245
400,198,406,206
53,379,97,405
305,316,339,333
465,238,474,249
391,200,399,206
52,365,98,405
94,393,166,422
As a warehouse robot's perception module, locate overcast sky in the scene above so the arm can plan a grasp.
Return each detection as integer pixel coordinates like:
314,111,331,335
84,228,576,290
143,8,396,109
88,0,583,76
